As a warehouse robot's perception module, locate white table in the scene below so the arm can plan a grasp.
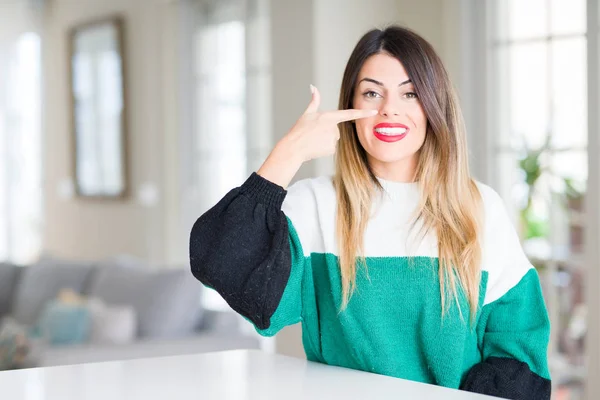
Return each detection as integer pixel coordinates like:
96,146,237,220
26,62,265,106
0,349,500,399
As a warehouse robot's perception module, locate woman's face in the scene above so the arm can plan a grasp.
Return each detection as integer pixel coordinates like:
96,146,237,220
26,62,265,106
352,53,427,181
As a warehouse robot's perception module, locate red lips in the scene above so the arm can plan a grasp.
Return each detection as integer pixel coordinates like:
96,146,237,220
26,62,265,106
373,123,409,143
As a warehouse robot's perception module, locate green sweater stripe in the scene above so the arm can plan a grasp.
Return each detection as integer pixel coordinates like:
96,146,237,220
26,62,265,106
477,268,551,380
251,220,549,388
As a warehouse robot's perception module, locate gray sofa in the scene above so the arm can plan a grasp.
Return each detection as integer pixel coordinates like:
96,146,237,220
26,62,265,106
0,258,261,368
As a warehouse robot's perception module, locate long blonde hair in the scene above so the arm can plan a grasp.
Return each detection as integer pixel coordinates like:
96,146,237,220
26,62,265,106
334,26,483,322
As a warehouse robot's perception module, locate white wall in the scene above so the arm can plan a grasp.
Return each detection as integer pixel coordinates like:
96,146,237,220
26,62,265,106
0,1,40,42
42,0,180,265
268,0,316,181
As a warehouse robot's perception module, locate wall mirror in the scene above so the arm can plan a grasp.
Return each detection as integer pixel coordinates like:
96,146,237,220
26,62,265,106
69,16,128,199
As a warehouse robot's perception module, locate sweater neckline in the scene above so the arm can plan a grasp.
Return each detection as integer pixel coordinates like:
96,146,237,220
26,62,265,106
375,176,419,201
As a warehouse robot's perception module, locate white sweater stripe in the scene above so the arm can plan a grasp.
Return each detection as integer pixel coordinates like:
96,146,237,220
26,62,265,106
282,176,533,306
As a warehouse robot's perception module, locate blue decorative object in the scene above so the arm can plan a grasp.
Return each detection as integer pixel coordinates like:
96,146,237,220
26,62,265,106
36,301,91,345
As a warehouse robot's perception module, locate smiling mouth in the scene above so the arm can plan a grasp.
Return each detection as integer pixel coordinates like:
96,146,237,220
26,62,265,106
373,124,409,142
374,127,407,136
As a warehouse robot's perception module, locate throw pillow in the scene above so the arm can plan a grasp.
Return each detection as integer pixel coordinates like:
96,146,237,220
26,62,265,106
36,300,91,346
88,298,137,345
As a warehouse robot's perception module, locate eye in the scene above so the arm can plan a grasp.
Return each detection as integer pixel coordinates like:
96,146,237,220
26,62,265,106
404,92,418,99
363,90,382,99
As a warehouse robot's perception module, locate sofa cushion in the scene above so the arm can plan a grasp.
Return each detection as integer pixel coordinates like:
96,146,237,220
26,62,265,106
11,260,94,326
0,263,21,318
86,266,203,339
142,269,203,338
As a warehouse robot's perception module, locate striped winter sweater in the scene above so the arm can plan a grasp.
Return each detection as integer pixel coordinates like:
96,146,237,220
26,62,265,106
190,172,551,399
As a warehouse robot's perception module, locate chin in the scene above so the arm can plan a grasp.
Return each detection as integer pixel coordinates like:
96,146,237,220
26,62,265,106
366,149,414,165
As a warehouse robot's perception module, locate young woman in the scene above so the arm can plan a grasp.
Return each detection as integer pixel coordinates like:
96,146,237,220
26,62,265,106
189,26,551,399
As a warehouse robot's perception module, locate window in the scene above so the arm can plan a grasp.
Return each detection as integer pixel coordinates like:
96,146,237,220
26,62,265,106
0,32,42,264
194,18,247,209
488,0,587,397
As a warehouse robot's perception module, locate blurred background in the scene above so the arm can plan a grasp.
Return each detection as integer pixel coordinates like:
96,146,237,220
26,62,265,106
0,0,597,399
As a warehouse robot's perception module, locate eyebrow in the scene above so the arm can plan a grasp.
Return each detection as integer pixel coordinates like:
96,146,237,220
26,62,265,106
358,77,412,87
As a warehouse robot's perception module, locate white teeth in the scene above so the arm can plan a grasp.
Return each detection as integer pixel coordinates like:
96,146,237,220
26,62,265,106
375,127,407,135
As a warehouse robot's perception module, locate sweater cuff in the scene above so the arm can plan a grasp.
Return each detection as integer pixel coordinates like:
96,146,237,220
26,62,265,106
460,357,551,400
239,172,288,209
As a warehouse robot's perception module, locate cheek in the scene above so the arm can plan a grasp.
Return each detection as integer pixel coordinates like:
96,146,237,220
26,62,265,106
409,104,428,133
355,119,371,142
352,95,376,140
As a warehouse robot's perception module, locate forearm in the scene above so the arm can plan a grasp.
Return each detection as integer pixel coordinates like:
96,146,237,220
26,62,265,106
257,140,304,189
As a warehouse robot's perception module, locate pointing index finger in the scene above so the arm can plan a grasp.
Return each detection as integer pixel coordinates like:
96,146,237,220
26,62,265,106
328,108,378,123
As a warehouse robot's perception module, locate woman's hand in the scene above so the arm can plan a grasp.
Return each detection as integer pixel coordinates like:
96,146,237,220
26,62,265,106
257,85,377,188
280,85,377,162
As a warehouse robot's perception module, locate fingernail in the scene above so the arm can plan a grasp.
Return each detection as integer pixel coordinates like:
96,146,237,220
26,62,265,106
310,84,315,94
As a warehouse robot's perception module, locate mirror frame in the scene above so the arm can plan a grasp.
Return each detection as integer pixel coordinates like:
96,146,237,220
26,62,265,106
68,16,129,200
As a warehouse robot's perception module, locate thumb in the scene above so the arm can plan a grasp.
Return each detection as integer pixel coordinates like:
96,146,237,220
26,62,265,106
304,84,321,114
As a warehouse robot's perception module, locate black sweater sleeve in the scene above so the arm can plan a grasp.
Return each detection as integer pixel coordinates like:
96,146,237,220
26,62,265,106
189,173,293,330
460,357,551,400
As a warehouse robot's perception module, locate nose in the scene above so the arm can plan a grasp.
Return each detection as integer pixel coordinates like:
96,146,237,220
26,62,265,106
379,97,400,117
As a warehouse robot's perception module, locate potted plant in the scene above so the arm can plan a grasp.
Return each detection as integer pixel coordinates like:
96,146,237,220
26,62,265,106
517,134,551,241
516,132,586,254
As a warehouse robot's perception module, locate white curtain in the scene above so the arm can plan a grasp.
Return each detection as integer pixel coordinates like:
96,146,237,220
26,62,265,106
0,0,43,263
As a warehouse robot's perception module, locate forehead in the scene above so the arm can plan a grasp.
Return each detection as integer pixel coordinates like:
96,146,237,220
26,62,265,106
357,53,410,84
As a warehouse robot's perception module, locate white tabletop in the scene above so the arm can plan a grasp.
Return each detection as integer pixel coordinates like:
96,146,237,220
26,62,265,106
0,349,500,399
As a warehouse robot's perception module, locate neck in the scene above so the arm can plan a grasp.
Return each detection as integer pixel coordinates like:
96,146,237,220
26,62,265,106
369,154,419,183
